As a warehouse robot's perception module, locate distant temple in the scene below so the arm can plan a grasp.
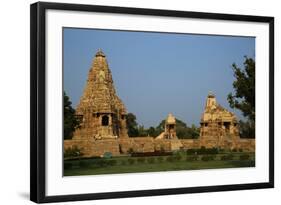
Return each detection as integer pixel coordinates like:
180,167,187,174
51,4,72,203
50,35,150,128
165,113,177,139
199,92,240,148
64,50,255,157
156,113,177,140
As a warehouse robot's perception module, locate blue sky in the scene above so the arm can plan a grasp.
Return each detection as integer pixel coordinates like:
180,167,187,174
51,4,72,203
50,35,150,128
63,28,255,128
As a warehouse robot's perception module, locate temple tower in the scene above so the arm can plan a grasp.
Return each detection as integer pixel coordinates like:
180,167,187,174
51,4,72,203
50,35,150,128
164,113,177,139
73,49,128,140
205,91,217,110
199,92,239,148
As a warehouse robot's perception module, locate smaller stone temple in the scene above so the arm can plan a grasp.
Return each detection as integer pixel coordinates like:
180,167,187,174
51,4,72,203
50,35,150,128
199,92,240,148
155,113,183,150
155,113,177,139
164,113,177,139
73,49,128,140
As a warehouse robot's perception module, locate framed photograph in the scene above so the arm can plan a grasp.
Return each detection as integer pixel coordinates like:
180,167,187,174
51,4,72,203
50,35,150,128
30,2,274,203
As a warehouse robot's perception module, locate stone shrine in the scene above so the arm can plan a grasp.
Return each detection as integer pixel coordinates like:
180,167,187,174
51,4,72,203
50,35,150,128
164,113,177,139
73,49,128,140
199,92,240,148
156,113,177,139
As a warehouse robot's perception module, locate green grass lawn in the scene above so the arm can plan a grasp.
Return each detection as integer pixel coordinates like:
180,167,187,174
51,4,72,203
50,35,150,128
64,152,255,176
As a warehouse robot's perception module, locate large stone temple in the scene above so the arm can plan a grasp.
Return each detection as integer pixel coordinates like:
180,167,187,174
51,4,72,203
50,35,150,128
73,49,128,140
64,50,255,157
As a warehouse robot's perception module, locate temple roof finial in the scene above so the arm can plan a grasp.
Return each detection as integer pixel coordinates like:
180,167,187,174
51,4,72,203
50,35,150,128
208,91,215,98
95,48,106,57
166,113,176,124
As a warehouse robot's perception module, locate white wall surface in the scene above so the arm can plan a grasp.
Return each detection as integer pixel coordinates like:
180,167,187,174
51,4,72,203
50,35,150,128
0,0,279,204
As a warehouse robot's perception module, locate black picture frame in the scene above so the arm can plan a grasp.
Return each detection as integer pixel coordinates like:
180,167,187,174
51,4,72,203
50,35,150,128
30,1,274,203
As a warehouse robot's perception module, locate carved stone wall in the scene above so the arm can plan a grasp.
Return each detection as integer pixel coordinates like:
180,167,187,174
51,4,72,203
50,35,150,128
64,137,254,157
180,139,201,149
64,139,120,157
118,137,155,153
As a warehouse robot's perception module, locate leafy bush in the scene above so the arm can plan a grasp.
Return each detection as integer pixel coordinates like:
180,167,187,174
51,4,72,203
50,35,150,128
172,151,183,161
218,148,225,153
107,160,117,166
187,147,218,155
186,149,196,155
121,160,127,166
157,156,164,163
79,160,91,168
64,162,73,169
220,154,234,161
198,147,218,155
86,158,117,168
147,157,155,164
137,157,146,164
232,148,237,152
200,146,206,151
95,159,108,167
239,154,250,160
201,155,216,161
174,155,182,161
238,148,243,152
173,150,185,155
128,158,135,165
131,151,172,157
64,146,83,158
185,155,198,161
166,156,175,162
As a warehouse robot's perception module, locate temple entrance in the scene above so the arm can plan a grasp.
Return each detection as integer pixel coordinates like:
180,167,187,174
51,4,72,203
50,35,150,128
223,122,230,132
102,115,109,126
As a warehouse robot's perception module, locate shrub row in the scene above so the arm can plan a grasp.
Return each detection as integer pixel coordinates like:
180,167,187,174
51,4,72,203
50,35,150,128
185,155,199,161
131,151,173,157
231,148,244,152
64,158,118,169
64,153,252,170
186,147,219,155
239,154,250,160
201,155,216,161
220,154,234,161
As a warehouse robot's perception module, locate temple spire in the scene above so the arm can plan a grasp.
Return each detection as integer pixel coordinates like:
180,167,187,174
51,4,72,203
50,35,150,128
95,48,106,57
74,49,128,140
205,91,217,110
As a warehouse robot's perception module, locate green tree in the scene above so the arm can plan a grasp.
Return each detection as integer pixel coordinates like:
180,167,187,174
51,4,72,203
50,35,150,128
147,126,157,137
138,125,148,137
238,120,255,138
188,124,200,139
64,91,80,139
228,57,255,138
126,113,139,137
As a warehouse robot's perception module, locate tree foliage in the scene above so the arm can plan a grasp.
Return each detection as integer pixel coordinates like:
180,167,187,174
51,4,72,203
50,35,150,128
238,120,255,139
227,57,255,121
64,91,80,139
126,113,139,137
227,57,255,138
